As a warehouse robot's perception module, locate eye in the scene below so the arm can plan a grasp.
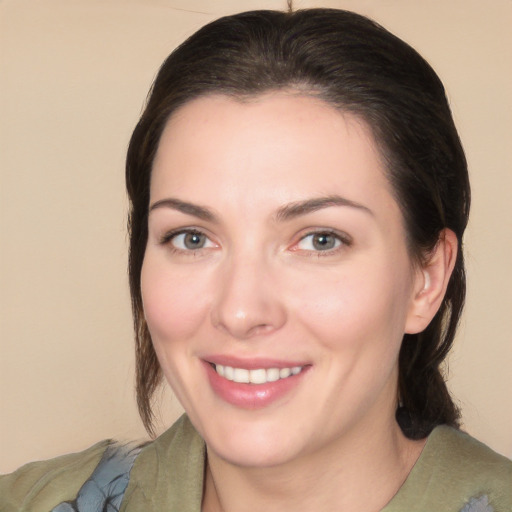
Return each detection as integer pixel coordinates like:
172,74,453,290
162,229,216,251
295,231,349,253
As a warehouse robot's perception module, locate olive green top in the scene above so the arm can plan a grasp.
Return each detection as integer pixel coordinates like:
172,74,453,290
1,414,511,511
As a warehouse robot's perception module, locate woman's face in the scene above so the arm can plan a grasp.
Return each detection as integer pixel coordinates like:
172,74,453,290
141,93,424,467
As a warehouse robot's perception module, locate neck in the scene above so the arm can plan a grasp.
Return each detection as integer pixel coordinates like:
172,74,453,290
202,414,426,512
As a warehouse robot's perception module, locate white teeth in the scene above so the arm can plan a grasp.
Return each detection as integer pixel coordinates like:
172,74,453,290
279,368,291,378
224,365,234,380
214,364,304,384
266,368,280,382
233,368,250,383
249,368,267,384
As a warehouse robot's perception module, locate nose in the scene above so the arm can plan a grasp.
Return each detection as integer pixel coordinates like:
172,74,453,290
210,254,287,340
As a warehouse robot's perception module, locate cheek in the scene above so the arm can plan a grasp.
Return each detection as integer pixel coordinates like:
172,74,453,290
140,254,209,344
289,261,413,355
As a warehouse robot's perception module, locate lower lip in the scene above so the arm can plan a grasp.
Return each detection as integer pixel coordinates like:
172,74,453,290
204,362,308,409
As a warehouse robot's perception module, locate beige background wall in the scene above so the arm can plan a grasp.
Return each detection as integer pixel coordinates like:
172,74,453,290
1,0,510,473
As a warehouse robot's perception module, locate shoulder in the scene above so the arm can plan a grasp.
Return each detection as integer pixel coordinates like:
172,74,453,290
121,414,205,510
0,415,205,512
389,426,512,512
0,440,111,512
427,426,512,485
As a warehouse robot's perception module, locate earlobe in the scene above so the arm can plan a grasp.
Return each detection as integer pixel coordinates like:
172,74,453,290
405,229,458,334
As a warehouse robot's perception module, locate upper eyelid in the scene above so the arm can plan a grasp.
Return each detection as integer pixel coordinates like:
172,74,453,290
159,227,212,244
156,225,351,249
296,228,352,244
288,229,352,256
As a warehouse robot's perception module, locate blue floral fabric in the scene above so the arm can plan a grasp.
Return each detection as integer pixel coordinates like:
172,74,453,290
51,443,141,512
460,495,494,512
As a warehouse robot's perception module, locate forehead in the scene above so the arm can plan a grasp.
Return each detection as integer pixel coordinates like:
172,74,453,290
151,92,396,216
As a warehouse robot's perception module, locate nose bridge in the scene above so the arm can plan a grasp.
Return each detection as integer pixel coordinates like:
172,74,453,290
211,245,286,339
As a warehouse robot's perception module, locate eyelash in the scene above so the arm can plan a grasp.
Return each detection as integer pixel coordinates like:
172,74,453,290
158,228,352,256
292,230,352,257
159,228,216,253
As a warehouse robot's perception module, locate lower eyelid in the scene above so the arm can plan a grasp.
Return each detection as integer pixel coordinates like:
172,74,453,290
157,228,350,254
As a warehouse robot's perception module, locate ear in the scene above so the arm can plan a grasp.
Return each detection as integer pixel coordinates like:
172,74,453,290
405,229,458,334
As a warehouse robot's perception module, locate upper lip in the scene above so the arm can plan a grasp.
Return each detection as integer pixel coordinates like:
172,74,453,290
203,355,310,370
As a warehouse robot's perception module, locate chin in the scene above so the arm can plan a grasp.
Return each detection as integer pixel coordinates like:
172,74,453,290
199,413,307,468
210,436,299,468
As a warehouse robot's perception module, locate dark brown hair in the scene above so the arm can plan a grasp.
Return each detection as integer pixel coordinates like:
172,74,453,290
126,9,470,438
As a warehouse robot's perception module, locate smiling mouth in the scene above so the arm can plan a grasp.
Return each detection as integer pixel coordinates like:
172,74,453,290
211,363,306,384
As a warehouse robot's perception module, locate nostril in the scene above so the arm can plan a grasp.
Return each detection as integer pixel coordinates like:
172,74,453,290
248,323,275,337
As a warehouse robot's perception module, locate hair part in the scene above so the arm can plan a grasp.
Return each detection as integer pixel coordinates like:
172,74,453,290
126,8,469,437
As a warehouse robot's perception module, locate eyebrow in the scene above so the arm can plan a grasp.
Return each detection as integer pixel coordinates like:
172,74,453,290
148,194,373,223
274,195,373,222
149,198,218,222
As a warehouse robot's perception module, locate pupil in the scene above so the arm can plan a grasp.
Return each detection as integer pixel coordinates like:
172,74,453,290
184,233,204,249
313,234,335,250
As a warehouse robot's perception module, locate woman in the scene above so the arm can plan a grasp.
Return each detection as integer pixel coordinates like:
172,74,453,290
1,8,510,512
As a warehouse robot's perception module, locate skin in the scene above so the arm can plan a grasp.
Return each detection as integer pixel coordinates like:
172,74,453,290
141,92,456,512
